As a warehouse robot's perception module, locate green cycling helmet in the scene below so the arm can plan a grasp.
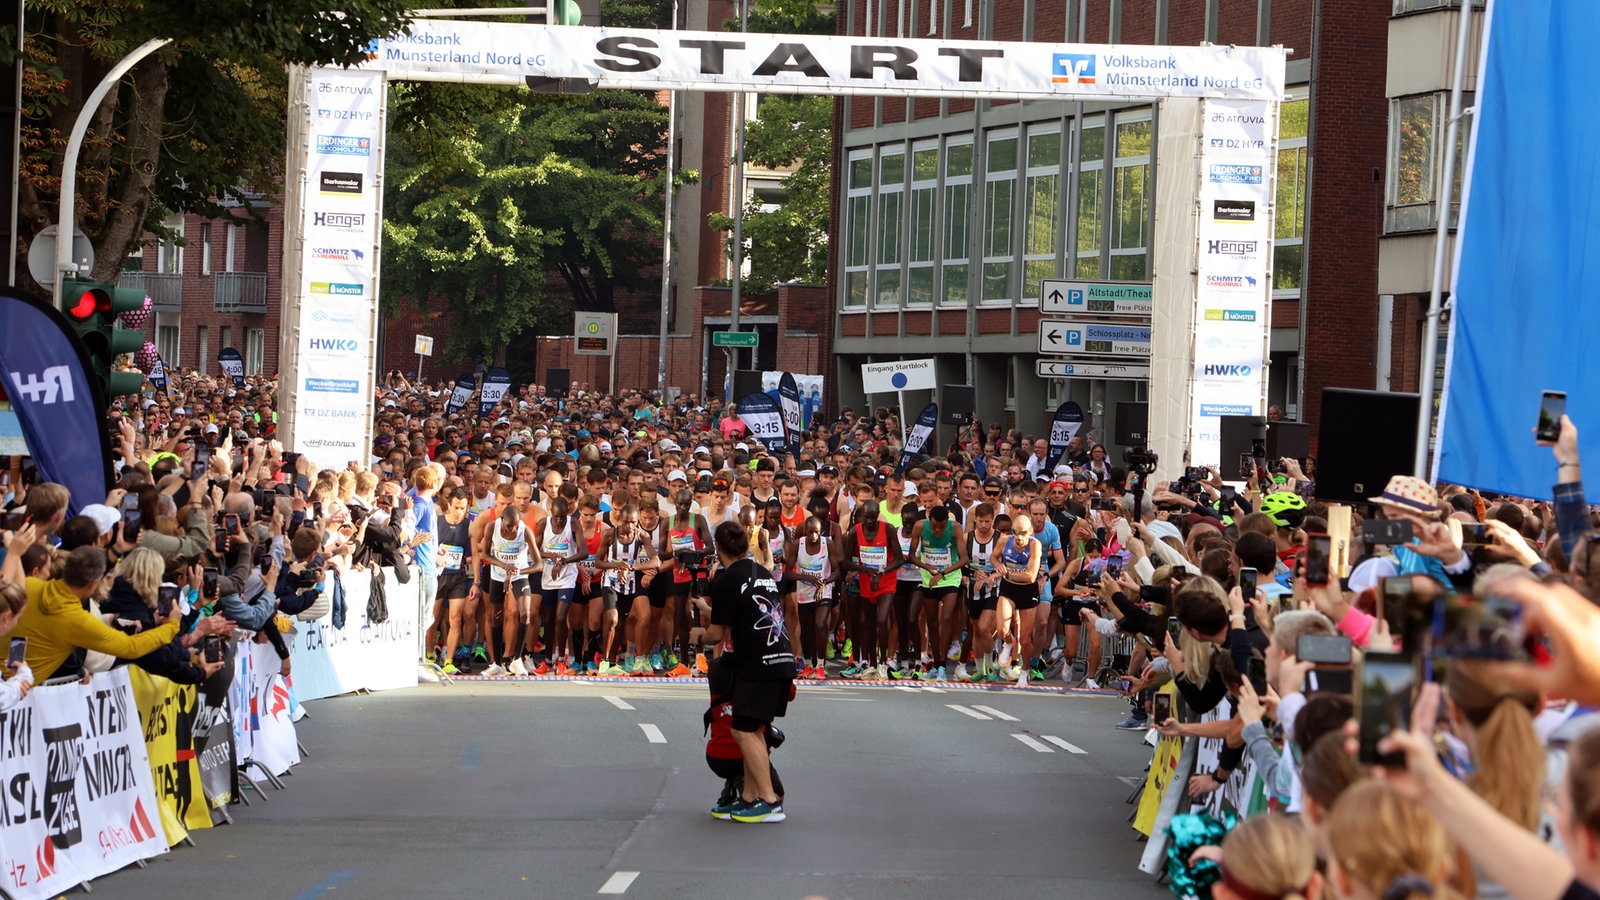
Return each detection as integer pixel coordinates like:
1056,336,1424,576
1259,490,1307,527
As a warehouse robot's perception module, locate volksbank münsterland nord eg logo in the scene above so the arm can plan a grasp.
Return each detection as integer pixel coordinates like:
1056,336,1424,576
310,282,364,296
1052,54,1095,85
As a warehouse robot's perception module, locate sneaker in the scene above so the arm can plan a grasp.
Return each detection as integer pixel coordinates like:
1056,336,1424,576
1016,669,1030,688
887,664,905,681
1029,668,1046,682
633,657,652,676
508,657,528,676
998,641,1014,668
555,660,574,677
947,640,961,661
840,664,863,679
813,667,826,681
695,652,709,675
667,663,692,678
1083,677,1102,690
954,663,972,682
825,640,836,661
1116,712,1150,731
712,798,748,820
650,651,664,672
596,660,612,676
442,662,461,675
533,661,552,676
997,665,1018,683
481,663,506,677
933,665,947,682
664,653,681,670
472,643,490,663
731,800,785,824
841,639,853,660
799,665,814,680
877,664,890,680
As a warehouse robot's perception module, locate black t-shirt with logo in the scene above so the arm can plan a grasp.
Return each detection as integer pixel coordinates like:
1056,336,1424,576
710,558,795,681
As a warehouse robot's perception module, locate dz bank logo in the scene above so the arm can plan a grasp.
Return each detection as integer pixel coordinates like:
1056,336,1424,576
1052,53,1096,85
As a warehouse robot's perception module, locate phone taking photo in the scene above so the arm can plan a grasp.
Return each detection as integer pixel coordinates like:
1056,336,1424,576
1358,652,1415,767
1461,522,1491,545
157,584,179,618
1152,692,1173,725
1239,567,1258,600
202,567,219,600
1167,616,1183,643
203,636,223,664
1304,533,1332,586
1536,390,1567,443
7,638,26,669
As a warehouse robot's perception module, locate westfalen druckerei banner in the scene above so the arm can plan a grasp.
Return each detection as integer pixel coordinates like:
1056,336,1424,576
1436,0,1600,503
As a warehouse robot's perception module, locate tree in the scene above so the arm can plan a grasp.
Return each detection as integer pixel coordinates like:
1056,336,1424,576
10,0,418,287
707,0,834,293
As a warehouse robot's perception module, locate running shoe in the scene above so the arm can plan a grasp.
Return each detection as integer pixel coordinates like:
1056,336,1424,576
533,660,552,676
596,660,611,676
840,663,863,679
887,665,905,681
667,663,692,677
1030,667,1046,682
555,660,574,677
508,657,528,676
712,798,748,820
934,665,948,681
442,662,460,675
1083,678,1102,690
799,665,814,679
650,651,664,672
813,667,827,681
947,639,962,661
876,664,890,680
482,663,506,677
472,643,490,663
695,652,709,675
731,800,785,824
841,639,853,660
1116,711,1150,730
664,653,681,670
631,657,650,676
1016,669,1030,688
954,663,972,682
998,641,1014,668
825,640,836,661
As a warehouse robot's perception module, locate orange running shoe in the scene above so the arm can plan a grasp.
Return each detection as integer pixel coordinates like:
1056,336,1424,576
695,652,709,674
667,663,692,677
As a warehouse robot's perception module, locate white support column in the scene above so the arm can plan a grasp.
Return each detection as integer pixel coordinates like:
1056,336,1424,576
1147,97,1203,481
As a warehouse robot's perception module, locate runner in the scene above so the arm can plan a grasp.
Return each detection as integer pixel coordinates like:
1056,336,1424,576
842,499,902,679
485,500,539,675
788,513,836,679
910,504,965,681
996,512,1043,686
433,485,475,674
959,503,1000,683
536,496,580,675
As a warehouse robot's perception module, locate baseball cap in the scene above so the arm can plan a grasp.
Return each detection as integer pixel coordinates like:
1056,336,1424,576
598,441,612,453
798,468,816,478
666,469,688,483
80,504,121,537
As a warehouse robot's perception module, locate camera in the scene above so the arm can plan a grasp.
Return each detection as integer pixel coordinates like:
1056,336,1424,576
675,548,715,597
1122,446,1158,476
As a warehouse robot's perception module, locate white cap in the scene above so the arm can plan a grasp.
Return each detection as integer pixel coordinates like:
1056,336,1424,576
667,469,688,483
659,439,681,453
693,445,711,456
80,504,121,536
734,442,749,452
903,483,919,497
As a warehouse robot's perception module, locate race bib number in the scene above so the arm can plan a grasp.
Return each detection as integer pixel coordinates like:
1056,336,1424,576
441,544,465,571
859,545,888,572
922,546,952,570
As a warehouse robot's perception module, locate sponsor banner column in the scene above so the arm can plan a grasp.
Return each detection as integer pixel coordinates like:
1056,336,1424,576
1190,99,1276,466
294,67,385,462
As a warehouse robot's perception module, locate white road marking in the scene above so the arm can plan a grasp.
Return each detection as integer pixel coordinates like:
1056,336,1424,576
921,686,945,693
947,704,993,720
972,705,1019,722
603,695,635,710
598,871,640,894
1042,735,1087,754
1012,733,1054,753
638,724,667,744
895,685,920,692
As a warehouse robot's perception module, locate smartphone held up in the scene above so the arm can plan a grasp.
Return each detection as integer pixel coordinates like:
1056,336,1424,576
1536,390,1566,443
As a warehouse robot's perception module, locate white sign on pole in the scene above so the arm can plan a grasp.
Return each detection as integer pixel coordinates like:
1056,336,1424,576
414,335,434,356
573,311,617,356
366,22,1287,103
1038,320,1152,357
861,358,937,393
1039,279,1153,316
1037,359,1151,379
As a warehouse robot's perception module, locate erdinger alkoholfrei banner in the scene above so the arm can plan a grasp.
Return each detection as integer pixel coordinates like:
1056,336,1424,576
0,287,113,513
1436,0,1600,503
777,372,803,458
478,368,512,418
737,392,788,454
217,347,246,389
366,21,1286,103
1043,400,1086,472
445,374,475,418
896,402,939,473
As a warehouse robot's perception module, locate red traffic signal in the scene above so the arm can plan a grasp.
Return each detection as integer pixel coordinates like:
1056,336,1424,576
63,285,110,321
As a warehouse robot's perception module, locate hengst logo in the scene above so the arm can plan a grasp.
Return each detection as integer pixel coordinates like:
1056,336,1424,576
309,282,364,296
1201,364,1253,377
1204,309,1258,322
313,212,365,229
1209,164,1264,185
1205,274,1258,289
316,135,371,156
309,338,360,352
1207,240,1258,256
1213,200,1256,223
311,247,366,263
1052,53,1096,85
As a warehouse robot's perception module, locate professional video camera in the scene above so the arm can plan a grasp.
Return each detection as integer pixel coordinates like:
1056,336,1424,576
675,548,715,597
1122,446,1158,477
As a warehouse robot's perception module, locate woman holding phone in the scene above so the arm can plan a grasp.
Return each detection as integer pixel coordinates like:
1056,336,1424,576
101,548,229,684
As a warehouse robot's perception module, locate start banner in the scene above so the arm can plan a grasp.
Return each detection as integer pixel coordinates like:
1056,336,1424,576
0,669,167,899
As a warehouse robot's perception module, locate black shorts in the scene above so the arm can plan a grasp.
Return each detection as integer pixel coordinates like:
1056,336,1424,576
487,577,530,605
923,584,959,603
777,577,796,595
731,678,791,730
614,591,640,618
647,575,670,609
1055,596,1098,622
436,571,471,601
1000,579,1041,611
969,591,999,618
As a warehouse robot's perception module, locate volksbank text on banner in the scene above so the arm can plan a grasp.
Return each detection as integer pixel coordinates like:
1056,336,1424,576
366,23,1285,102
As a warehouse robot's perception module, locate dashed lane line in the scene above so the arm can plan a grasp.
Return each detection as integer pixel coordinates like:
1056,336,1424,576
947,704,992,720
603,695,635,710
971,704,1020,722
1012,733,1054,753
1042,735,1088,754
638,724,667,744
598,871,640,894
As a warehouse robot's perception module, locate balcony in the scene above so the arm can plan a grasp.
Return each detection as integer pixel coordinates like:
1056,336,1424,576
214,272,268,314
118,271,182,313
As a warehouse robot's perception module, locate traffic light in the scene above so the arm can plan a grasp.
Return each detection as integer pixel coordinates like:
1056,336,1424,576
59,277,146,399
547,0,581,25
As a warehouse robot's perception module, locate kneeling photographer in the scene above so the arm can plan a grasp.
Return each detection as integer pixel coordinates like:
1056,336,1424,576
692,519,795,824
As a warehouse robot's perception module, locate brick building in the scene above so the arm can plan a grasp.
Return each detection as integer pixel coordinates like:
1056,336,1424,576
827,0,1391,451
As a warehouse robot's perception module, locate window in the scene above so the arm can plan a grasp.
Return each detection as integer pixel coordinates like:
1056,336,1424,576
1274,96,1310,294
1075,116,1105,278
1110,110,1152,281
875,148,906,307
843,151,873,308
982,130,1018,303
219,326,231,360
226,224,238,272
906,143,938,306
1386,93,1471,233
1393,0,1483,12
246,328,265,376
156,316,180,369
196,326,209,375
1022,125,1062,302
158,216,183,275
200,223,212,276
941,138,973,306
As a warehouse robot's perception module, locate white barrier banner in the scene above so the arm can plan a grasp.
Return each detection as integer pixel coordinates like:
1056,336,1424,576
366,22,1287,102
288,568,422,702
0,669,166,899
246,643,301,778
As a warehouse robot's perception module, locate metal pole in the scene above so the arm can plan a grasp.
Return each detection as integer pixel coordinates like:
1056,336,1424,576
417,351,424,384
657,0,678,397
1415,0,1475,478
725,0,749,400
54,38,171,302
7,0,22,285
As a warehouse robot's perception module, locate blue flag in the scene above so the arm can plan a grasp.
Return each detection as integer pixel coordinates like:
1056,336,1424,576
1043,401,1085,472
445,374,475,418
896,402,939,473
778,372,803,458
737,392,788,454
1437,1,1600,502
479,368,512,419
0,287,113,514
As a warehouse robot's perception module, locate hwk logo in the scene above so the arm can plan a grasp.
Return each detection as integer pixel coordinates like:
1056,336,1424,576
1052,54,1096,85
10,367,74,404
309,338,359,352
1202,364,1252,377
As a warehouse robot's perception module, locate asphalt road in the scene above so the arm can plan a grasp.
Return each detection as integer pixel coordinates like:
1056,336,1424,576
100,679,1170,899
